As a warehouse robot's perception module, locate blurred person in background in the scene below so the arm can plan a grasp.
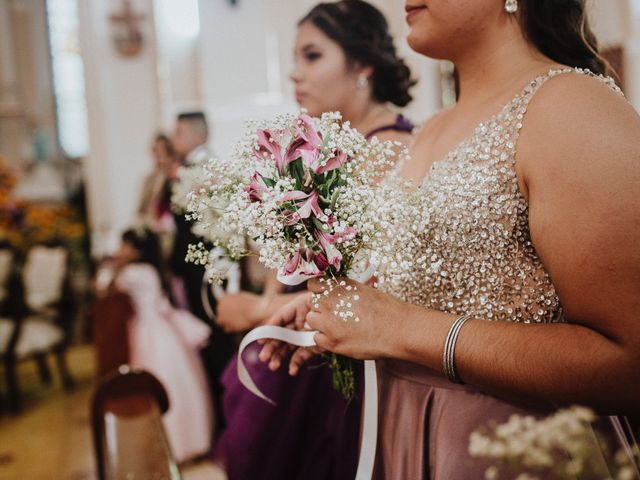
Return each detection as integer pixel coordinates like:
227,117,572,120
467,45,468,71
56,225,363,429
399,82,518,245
164,111,237,438
171,111,211,167
137,133,176,258
95,227,213,463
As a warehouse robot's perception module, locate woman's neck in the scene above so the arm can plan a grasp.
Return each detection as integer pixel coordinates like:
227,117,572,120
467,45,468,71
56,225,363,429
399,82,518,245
453,21,557,107
342,101,394,135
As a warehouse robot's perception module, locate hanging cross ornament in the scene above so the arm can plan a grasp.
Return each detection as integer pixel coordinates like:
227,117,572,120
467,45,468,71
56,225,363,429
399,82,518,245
109,0,146,57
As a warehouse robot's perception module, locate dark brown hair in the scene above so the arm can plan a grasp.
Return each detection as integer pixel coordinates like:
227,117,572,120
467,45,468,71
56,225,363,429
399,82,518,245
299,0,416,107
122,228,172,303
177,111,208,140
154,133,174,157
518,0,608,75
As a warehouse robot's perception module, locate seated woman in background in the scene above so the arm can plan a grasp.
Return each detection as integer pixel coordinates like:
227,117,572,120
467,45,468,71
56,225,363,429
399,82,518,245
101,228,213,463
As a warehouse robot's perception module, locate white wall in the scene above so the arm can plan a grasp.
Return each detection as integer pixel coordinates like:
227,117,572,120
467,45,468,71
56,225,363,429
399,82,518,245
590,0,640,109
79,0,160,255
153,0,203,127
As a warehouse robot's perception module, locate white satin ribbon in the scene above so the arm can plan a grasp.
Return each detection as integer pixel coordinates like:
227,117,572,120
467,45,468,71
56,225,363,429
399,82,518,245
200,247,242,320
237,325,378,480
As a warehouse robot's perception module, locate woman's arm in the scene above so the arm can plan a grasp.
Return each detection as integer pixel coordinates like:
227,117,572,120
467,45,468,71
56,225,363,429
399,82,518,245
215,289,302,333
306,75,640,415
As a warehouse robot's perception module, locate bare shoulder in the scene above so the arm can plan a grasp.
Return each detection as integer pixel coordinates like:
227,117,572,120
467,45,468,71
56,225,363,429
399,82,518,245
516,72,640,329
517,72,640,187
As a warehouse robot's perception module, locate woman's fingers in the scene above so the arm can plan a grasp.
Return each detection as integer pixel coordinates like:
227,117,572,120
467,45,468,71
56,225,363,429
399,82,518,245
268,345,285,371
258,339,280,362
289,347,320,376
295,294,313,329
305,310,325,331
313,332,333,352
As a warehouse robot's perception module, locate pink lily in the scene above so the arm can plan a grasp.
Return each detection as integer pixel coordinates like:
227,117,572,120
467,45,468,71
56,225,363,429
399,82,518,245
316,230,342,270
245,172,269,203
315,149,348,174
281,191,323,226
280,190,311,202
295,114,323,148
255,129,290,173
286,139,322,171
277,248,329,286
285,114,323,171
315,223,356,270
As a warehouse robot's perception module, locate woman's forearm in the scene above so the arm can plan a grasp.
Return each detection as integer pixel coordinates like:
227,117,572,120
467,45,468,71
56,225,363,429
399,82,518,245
391,305,640,414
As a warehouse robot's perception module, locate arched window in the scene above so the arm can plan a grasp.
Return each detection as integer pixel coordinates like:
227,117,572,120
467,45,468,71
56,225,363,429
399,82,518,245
46,0,89,159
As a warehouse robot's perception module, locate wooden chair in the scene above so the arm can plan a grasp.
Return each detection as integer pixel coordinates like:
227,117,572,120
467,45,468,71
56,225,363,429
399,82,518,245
0,243,13,315
90,291,134,378
0,243,74,412
91,366,182,480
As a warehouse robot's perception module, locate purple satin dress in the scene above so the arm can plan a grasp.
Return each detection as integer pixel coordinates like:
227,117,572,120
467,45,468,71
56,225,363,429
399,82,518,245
213,116,414,480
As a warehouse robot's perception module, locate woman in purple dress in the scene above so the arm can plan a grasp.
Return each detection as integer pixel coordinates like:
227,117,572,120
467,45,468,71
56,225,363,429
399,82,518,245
212,2,415,479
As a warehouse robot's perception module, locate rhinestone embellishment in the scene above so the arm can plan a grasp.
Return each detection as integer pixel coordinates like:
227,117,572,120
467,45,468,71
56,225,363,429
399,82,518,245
505,0,518,13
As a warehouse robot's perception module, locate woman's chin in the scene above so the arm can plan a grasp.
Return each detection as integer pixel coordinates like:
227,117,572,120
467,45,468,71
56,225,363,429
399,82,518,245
407,32,449,60
406,30,429,55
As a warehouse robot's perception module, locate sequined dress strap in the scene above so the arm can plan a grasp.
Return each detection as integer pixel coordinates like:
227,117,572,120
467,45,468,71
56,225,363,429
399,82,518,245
508,67,625,145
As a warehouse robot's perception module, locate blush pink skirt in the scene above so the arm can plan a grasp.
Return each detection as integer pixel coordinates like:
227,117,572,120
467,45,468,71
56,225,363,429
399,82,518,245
373,359,619,480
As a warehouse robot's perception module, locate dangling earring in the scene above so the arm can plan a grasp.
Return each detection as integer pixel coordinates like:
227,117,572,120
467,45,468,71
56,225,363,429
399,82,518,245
356,74,369,90
504,0,518,13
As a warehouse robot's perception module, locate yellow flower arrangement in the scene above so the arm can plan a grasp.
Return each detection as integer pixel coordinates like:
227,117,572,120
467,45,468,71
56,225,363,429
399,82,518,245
0,156,86,254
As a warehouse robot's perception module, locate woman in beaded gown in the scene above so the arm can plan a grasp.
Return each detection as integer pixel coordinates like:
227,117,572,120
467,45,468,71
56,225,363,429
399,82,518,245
264,0,640,478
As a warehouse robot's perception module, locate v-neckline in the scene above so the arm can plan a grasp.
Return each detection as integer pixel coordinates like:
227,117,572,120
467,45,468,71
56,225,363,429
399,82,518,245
399,66,574,190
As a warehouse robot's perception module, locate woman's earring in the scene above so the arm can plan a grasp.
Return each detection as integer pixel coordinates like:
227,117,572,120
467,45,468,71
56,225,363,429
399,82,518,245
504,0,518,13
357,74,369,89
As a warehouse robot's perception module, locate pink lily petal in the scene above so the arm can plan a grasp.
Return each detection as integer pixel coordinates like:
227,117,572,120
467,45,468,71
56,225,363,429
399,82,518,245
315,149,348,174
282,191,323,226
295,114,323,148
280,190,310,202
277,248,328,286
255,129,287,173
316,230,342,269
298,147,322,171
285,134,322,171
245,172,269,203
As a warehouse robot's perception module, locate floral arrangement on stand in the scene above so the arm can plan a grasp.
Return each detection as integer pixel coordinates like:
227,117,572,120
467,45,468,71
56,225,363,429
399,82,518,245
185,111,414,399
0,156,86,260
469,406,640,480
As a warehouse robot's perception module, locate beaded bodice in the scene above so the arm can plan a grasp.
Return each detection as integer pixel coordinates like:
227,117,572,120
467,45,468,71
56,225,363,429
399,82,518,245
380,68,623,323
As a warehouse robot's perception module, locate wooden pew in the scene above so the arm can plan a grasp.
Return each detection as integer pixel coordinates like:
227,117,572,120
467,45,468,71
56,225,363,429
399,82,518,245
91,366,181,480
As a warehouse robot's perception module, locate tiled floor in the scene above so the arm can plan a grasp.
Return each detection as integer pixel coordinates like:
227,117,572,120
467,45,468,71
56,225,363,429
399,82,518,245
0,345,225,480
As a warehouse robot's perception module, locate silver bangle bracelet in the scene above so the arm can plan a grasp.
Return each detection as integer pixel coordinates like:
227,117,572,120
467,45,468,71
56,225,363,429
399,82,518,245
443,313,474,384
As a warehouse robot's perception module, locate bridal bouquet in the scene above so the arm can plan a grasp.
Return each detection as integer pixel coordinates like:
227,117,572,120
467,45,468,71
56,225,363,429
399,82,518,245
186,111,412,399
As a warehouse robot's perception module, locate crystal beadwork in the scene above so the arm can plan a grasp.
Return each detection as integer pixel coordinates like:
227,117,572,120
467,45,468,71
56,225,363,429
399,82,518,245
379,68,624,324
